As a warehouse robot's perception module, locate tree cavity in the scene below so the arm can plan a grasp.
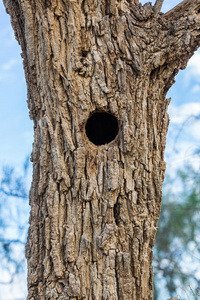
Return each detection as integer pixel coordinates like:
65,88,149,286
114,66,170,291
85,112,119,146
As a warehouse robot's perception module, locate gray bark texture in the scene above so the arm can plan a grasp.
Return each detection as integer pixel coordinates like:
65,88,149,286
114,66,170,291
3,0,200,299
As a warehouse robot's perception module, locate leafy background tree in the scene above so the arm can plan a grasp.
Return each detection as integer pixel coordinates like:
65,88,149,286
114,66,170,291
153,115,200,299
0,158,30,299
153,159,200,299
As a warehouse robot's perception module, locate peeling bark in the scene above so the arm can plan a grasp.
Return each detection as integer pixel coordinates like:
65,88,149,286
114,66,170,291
3,0,200,299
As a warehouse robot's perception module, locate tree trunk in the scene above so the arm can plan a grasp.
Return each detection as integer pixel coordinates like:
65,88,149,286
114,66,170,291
3,0,200,299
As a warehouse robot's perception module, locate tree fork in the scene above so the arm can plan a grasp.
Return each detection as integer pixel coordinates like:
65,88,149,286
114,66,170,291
3,0,200,299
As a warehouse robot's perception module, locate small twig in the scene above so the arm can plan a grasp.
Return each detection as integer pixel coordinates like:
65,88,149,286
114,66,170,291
0,238,26,245
0,187,27,199
154,0,164,15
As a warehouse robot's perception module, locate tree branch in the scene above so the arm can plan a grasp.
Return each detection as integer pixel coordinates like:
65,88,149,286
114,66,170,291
153,0,164,15
158,0,200,70
164,0,194,18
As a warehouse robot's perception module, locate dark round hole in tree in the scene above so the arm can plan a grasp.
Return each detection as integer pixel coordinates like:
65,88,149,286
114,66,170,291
85,112,119,146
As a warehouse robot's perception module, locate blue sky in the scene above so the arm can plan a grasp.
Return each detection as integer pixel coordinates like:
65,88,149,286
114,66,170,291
0,0,200,299
0,1,33,168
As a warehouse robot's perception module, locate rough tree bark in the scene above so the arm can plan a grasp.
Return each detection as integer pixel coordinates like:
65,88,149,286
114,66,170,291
3,0,200,299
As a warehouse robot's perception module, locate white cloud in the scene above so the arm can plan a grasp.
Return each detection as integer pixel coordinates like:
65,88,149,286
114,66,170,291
0,270,27,300
0,26,17,46
191,84,200,94
183,49,200,86
190,119,200,140
165,140,200,174
1,58,21,71
168,102,200,125
0,58,24,83
165,101,200,172
187,50,200,77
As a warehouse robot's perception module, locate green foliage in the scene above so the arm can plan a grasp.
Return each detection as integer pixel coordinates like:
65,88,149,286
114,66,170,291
153,163,200,298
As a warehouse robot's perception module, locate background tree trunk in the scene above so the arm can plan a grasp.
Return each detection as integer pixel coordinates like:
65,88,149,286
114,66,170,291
3,0,200,299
